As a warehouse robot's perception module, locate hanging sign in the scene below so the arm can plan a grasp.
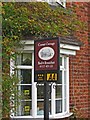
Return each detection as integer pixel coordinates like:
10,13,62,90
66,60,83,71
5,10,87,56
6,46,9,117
34,37,60,82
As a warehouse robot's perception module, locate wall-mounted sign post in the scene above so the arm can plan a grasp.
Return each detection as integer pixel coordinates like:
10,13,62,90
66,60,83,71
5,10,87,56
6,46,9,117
34,37,60,120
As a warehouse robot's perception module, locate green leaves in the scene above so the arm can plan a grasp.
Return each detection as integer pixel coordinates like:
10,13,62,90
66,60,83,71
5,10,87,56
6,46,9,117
2,2,84,40
21,2,83,38
2,74,19,117
2,3,29,38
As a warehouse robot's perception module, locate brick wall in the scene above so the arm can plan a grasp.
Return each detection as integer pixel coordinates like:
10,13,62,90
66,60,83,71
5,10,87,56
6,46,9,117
88,2,90,118
67,2,90,118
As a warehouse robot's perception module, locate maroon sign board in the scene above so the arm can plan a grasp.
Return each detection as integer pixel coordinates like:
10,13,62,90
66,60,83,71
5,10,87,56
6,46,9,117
34,37,60,82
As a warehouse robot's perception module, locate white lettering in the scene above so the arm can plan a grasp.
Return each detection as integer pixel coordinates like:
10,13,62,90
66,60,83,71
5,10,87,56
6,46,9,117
46,42,55,46
38,61,45,65
45,61,55,64
38,43,45,46
38,61,55,65
38,42,55,47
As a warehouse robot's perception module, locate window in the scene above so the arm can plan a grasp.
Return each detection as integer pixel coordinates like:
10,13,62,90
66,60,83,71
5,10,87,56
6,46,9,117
16,53,33,116
12,52,69,118
44,0,66,8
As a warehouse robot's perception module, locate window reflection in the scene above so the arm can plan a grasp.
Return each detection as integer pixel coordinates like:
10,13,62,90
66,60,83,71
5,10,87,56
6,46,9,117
56,71,62,84
21,85,31,100
37,101,44,115
60,57,62,66
56,100,62,113
21,69,32,84
16,53,32,65
37,85,44,99
37,101,51,115
64,99,66,112
56,85,62,98
21,101,32,116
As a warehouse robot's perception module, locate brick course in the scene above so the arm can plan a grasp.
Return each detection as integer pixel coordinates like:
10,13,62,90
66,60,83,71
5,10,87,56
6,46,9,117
67,2,90,118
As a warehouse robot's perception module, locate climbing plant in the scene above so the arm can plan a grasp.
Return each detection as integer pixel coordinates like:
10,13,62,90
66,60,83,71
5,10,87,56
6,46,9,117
15,2,84,38
2,2,29,118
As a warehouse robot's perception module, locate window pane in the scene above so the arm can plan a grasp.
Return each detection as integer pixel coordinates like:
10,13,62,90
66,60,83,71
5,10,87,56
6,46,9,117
57,71,62,84
56,100,62,113
37,84,44,115
16,53,32,65
64,99,67,112
17,69,32,84
37,84,51,99
49,101,51,115
37,85,44,99
64,71,66,84
55,85,62,98
64,85,66,98
37,101,51,115
64,57,67,69
60,57,62,66
21,85,31,100
19,101,32,116
37,101,44,115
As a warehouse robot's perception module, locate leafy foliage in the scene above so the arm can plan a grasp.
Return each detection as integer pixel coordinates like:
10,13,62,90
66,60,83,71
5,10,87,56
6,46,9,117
2,2,84,40
2,74,19,117
15,2,84,38
2,2,29,117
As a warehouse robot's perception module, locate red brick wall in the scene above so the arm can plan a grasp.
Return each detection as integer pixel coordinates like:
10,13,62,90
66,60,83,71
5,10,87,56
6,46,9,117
88,2,90,118
67,2,90,118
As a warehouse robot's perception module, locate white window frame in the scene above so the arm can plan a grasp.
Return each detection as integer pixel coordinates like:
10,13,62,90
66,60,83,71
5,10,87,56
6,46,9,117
41,0,66,8
11,52,71,119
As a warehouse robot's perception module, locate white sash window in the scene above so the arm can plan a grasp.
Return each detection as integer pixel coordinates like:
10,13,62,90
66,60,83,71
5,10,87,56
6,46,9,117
11,52,70,119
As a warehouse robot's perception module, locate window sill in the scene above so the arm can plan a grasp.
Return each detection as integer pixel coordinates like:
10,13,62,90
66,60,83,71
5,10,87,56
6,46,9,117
10,112,73,119
50,112,73,119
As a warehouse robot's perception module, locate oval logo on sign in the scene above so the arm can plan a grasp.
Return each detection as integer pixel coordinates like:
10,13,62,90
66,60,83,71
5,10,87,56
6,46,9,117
38,47,55,60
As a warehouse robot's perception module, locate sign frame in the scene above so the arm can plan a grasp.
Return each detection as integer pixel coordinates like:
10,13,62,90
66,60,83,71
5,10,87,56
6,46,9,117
34,37,60,82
